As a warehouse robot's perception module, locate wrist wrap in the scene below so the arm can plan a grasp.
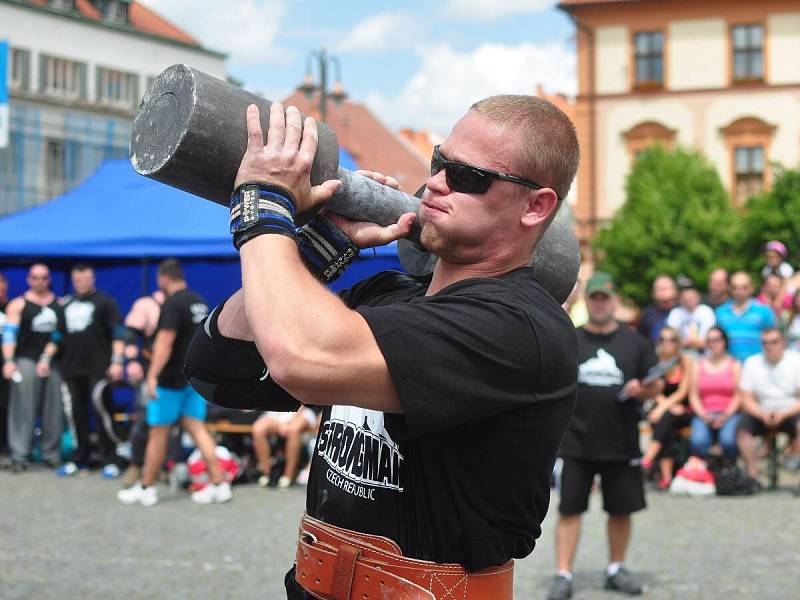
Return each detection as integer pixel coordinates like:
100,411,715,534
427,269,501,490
230,182,297,250
297,214,359,283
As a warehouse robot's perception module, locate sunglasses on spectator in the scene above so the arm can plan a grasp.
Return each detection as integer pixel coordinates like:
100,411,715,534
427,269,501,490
658,336,678,342
762,337,783,346
29,275,49,280
431,145,553,196
706,336,724,343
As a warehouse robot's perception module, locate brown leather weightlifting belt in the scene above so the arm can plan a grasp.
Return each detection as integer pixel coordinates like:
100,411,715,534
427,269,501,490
295,513,514,600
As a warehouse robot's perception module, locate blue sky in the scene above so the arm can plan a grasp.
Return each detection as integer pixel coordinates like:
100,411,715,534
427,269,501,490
139,1,576,137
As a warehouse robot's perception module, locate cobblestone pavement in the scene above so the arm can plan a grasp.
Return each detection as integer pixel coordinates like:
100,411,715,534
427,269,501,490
1,468,799,599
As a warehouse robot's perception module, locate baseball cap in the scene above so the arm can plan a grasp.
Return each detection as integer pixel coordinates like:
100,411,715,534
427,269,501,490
765,240,788,257
586,271,616,296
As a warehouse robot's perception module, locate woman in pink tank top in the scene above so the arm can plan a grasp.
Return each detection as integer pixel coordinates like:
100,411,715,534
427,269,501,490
688,326,742,460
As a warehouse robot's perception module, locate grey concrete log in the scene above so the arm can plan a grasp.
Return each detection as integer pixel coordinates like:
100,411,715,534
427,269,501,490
130,64,580,303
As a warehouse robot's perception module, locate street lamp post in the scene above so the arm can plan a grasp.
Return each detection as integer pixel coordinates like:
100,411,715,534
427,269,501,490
297,48,347,123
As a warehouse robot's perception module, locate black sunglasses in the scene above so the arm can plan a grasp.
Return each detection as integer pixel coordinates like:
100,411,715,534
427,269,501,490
430,145,553,196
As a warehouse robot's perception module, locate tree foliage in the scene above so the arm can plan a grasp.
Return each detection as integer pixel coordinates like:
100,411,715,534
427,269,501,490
736,166,800,277
592,145,738,306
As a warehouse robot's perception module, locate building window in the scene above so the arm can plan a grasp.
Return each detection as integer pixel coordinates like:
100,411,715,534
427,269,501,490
97,68,138,109
97,0,129,24
48,0,75,10
45,139,65,197
634,31,663,87
9,48,30,91
622,121,676,157
41,55,83,100
734,146,764,203
732,24,763,81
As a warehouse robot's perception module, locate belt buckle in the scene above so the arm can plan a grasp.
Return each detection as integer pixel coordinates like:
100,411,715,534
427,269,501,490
300,530,318,545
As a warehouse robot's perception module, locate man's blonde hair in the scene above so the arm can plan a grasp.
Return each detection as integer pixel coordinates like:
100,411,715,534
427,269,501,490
470,95,579,203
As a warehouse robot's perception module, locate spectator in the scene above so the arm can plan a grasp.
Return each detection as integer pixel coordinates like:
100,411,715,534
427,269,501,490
0,272,9,456
756,273,792,326
784,289,800,351
1,264,65,473
117,259,230,505
640,326,693,490
761,240,794,280
737,328,800,482
715,272,776,362
703,268,729,310
57,264,126,477
548,272,661,600
637,275,677,345
119,290,165,488
666,280,715,352
688,326,741,462
252,408,318,489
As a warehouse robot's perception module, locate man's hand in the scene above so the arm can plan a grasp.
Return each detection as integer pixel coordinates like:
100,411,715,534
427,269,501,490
761,410,777,427
622,378,644,400
2,361,16,381
146,376,158,400
233,103,340,215
326,170,417,248
36,360,50,378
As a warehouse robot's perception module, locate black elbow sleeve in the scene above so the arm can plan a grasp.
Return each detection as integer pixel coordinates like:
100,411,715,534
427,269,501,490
184,300,299,412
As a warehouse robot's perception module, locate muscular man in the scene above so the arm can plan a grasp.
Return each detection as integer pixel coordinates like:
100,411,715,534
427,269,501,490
2,264,65,473
186,96,579,599
58,264,125,476
118,260,230,506
548,272,662,599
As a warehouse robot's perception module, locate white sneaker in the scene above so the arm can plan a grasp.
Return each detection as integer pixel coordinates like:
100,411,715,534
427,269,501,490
277,475,292,490
191,481,233,504
117,482,158,506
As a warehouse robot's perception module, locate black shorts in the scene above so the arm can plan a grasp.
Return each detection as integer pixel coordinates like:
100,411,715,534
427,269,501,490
739,413,800,438
559,457,646,516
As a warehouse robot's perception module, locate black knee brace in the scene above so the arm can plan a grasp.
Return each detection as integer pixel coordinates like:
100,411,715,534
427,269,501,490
184,298,299,412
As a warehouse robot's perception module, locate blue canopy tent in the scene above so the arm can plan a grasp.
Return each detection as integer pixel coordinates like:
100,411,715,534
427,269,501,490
0,152,404,314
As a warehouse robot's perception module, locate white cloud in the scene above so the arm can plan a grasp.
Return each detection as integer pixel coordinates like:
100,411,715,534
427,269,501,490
443,0,555,20
336,11,420,52
364,42,576,137
137,0,288,63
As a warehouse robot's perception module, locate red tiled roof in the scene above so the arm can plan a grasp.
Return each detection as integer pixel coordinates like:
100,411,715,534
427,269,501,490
128,1,199,46
282,90,430,191
558,0,642,8
22,0,200,46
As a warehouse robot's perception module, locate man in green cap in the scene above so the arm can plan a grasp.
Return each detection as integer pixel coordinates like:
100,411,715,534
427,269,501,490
547,272,662,599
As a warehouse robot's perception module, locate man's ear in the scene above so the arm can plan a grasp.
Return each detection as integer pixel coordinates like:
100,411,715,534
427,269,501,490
521,188,558,228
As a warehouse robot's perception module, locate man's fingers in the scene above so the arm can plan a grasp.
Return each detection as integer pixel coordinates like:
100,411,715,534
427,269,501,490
284,106,303,150
298,116,319,166
356,170,401,190
246,104,264,151
310,179,342,208
266,101,286,150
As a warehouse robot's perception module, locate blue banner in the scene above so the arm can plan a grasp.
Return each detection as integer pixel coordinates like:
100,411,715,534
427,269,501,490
0,40,8,148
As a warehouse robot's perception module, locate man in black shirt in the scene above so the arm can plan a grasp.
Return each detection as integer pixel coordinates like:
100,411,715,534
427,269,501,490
0,272,9,456
547,272,661,600
117,259,230,506
58,264,125,476
186,95,579,598
1,264,65,472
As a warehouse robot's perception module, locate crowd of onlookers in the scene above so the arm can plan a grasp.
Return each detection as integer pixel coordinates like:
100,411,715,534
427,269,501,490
2,241,799,506
0,260,318,507
564,239,800,495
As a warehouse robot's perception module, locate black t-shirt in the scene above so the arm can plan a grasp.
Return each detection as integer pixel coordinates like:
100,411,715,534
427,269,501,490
559,325,656,462
16,299,65,361
60,290,121,378
157,288,208,389
306,268,577,571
